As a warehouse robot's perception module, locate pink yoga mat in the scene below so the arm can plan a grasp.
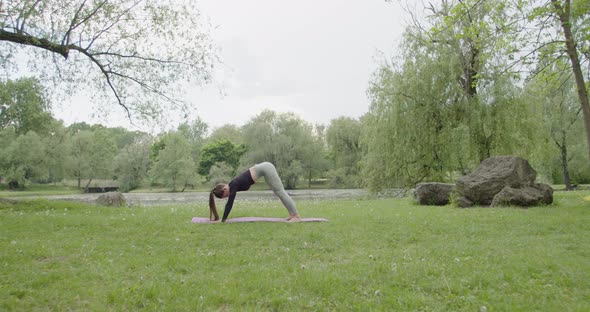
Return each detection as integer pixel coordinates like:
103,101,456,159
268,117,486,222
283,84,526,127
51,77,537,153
191,217,329,223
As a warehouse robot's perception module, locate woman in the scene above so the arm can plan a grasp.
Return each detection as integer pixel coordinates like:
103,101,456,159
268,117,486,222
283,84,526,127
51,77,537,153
209,162,301,223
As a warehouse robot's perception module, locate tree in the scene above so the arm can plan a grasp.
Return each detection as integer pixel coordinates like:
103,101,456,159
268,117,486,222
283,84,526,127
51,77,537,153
1,0,215,121
301,124,330,189
525,58,589,189
535,0,590,161
0,77,53,135
0,128,16,184
66,130,92,188
326,117,363,187
365,56,460,190
364,1,538,191
43,119,69,184
66,129,116,189
423,0,531,162
0,131,46,188
103,127,148,149
207,124,243,145
149,132,195,191
241,110,323,189
177,117,209,163
198,139,245,177
113,135,153,192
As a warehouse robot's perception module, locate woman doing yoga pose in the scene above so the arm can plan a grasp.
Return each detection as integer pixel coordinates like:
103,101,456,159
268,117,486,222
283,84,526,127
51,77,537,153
209,162,301,223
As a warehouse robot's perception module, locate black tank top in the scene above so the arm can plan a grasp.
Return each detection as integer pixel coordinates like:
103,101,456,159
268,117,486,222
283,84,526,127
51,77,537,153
222,169,255,221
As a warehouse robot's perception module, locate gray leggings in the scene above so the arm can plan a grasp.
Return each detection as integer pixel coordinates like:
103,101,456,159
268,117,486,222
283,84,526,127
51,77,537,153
254,162,298,215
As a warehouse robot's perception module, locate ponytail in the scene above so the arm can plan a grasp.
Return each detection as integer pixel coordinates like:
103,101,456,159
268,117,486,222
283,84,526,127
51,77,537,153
209,191,220,221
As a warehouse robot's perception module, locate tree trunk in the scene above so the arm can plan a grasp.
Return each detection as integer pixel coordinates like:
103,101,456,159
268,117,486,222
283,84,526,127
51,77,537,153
85,177,93,193
557,131,572,190
552,0,590,161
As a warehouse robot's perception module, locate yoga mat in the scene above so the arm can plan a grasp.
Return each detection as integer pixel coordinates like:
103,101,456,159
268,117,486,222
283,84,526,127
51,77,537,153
191,217,329,224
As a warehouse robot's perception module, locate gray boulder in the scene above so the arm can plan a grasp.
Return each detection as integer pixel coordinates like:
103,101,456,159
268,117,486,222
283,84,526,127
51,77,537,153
533,183,554,205
490,186,544,207
96,192,126,207
456,156,551,207
456,196,474,208
414,182,454,205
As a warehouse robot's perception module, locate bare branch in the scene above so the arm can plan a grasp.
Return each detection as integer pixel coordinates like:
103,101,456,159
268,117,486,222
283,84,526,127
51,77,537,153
17,0,42,33
62,0,88,46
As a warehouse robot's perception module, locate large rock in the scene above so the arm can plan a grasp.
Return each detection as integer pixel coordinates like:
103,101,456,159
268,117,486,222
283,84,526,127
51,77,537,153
96,192,126,207
532,183,554,205
490,186,544,207
414,182,454,205
456,156,551,208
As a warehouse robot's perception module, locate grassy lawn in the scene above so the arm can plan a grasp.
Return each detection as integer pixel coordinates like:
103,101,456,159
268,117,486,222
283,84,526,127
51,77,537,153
1,191,589,311
0,184,81,198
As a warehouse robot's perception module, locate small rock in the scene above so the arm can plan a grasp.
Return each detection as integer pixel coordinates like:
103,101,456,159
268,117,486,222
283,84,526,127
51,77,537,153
96,192,126,207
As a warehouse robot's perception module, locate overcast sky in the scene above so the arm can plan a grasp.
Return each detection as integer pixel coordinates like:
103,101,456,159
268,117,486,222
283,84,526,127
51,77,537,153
55,0,407,132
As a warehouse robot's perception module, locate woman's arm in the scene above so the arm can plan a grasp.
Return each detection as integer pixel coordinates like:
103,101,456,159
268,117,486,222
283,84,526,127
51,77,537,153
222,192,237,222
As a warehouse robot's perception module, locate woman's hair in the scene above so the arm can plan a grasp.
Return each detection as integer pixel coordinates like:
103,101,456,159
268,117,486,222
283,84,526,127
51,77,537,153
208,184,226,221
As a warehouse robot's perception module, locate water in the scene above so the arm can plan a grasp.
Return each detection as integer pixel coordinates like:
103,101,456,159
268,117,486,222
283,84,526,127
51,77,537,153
11,189,371,206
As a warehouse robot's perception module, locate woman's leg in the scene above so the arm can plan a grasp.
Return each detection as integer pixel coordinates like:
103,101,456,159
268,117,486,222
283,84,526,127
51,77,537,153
254,162,299,217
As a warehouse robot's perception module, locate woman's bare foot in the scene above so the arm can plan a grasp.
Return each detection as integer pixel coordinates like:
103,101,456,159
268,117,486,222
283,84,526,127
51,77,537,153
285,214,299,220
286,214,301,222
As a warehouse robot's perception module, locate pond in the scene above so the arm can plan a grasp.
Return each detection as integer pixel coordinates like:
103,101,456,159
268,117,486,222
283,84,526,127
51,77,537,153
11,189,374,207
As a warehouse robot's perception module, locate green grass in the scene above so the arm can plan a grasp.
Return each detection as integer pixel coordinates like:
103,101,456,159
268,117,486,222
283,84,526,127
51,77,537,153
0,184,81,198
1,191,590,311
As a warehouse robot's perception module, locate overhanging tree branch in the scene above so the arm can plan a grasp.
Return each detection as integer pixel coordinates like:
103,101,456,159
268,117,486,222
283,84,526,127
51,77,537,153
0,29,70,58
1,0,215,123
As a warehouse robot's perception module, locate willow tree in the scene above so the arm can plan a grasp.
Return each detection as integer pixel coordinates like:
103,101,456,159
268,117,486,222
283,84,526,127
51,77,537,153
526,0,590,161
525,57,588,189
326,117,363,188
422,0,531,161
364,44,465,190
364,0,535,191
0,0,215,122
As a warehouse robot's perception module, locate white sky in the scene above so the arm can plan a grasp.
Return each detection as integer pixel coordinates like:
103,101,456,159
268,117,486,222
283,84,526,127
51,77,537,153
55,0,407,133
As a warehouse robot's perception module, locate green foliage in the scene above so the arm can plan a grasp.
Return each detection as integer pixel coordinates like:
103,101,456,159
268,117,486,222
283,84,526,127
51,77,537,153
198,139,246,177
1,0,216,123
0,78,53,135
326,168,362,189
1,192,589,310
364,54,465,190
114,136,153,192
148,132,196,192
523,57,590,185
207,124,243,144
149,137,166,161
207,161,235,185
526,0,590,161
65,129,117,188
363,0,556,191
283,159,304,189
177,118,209,162
326,117,363,187
0,131,47,187
241,110,327,189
